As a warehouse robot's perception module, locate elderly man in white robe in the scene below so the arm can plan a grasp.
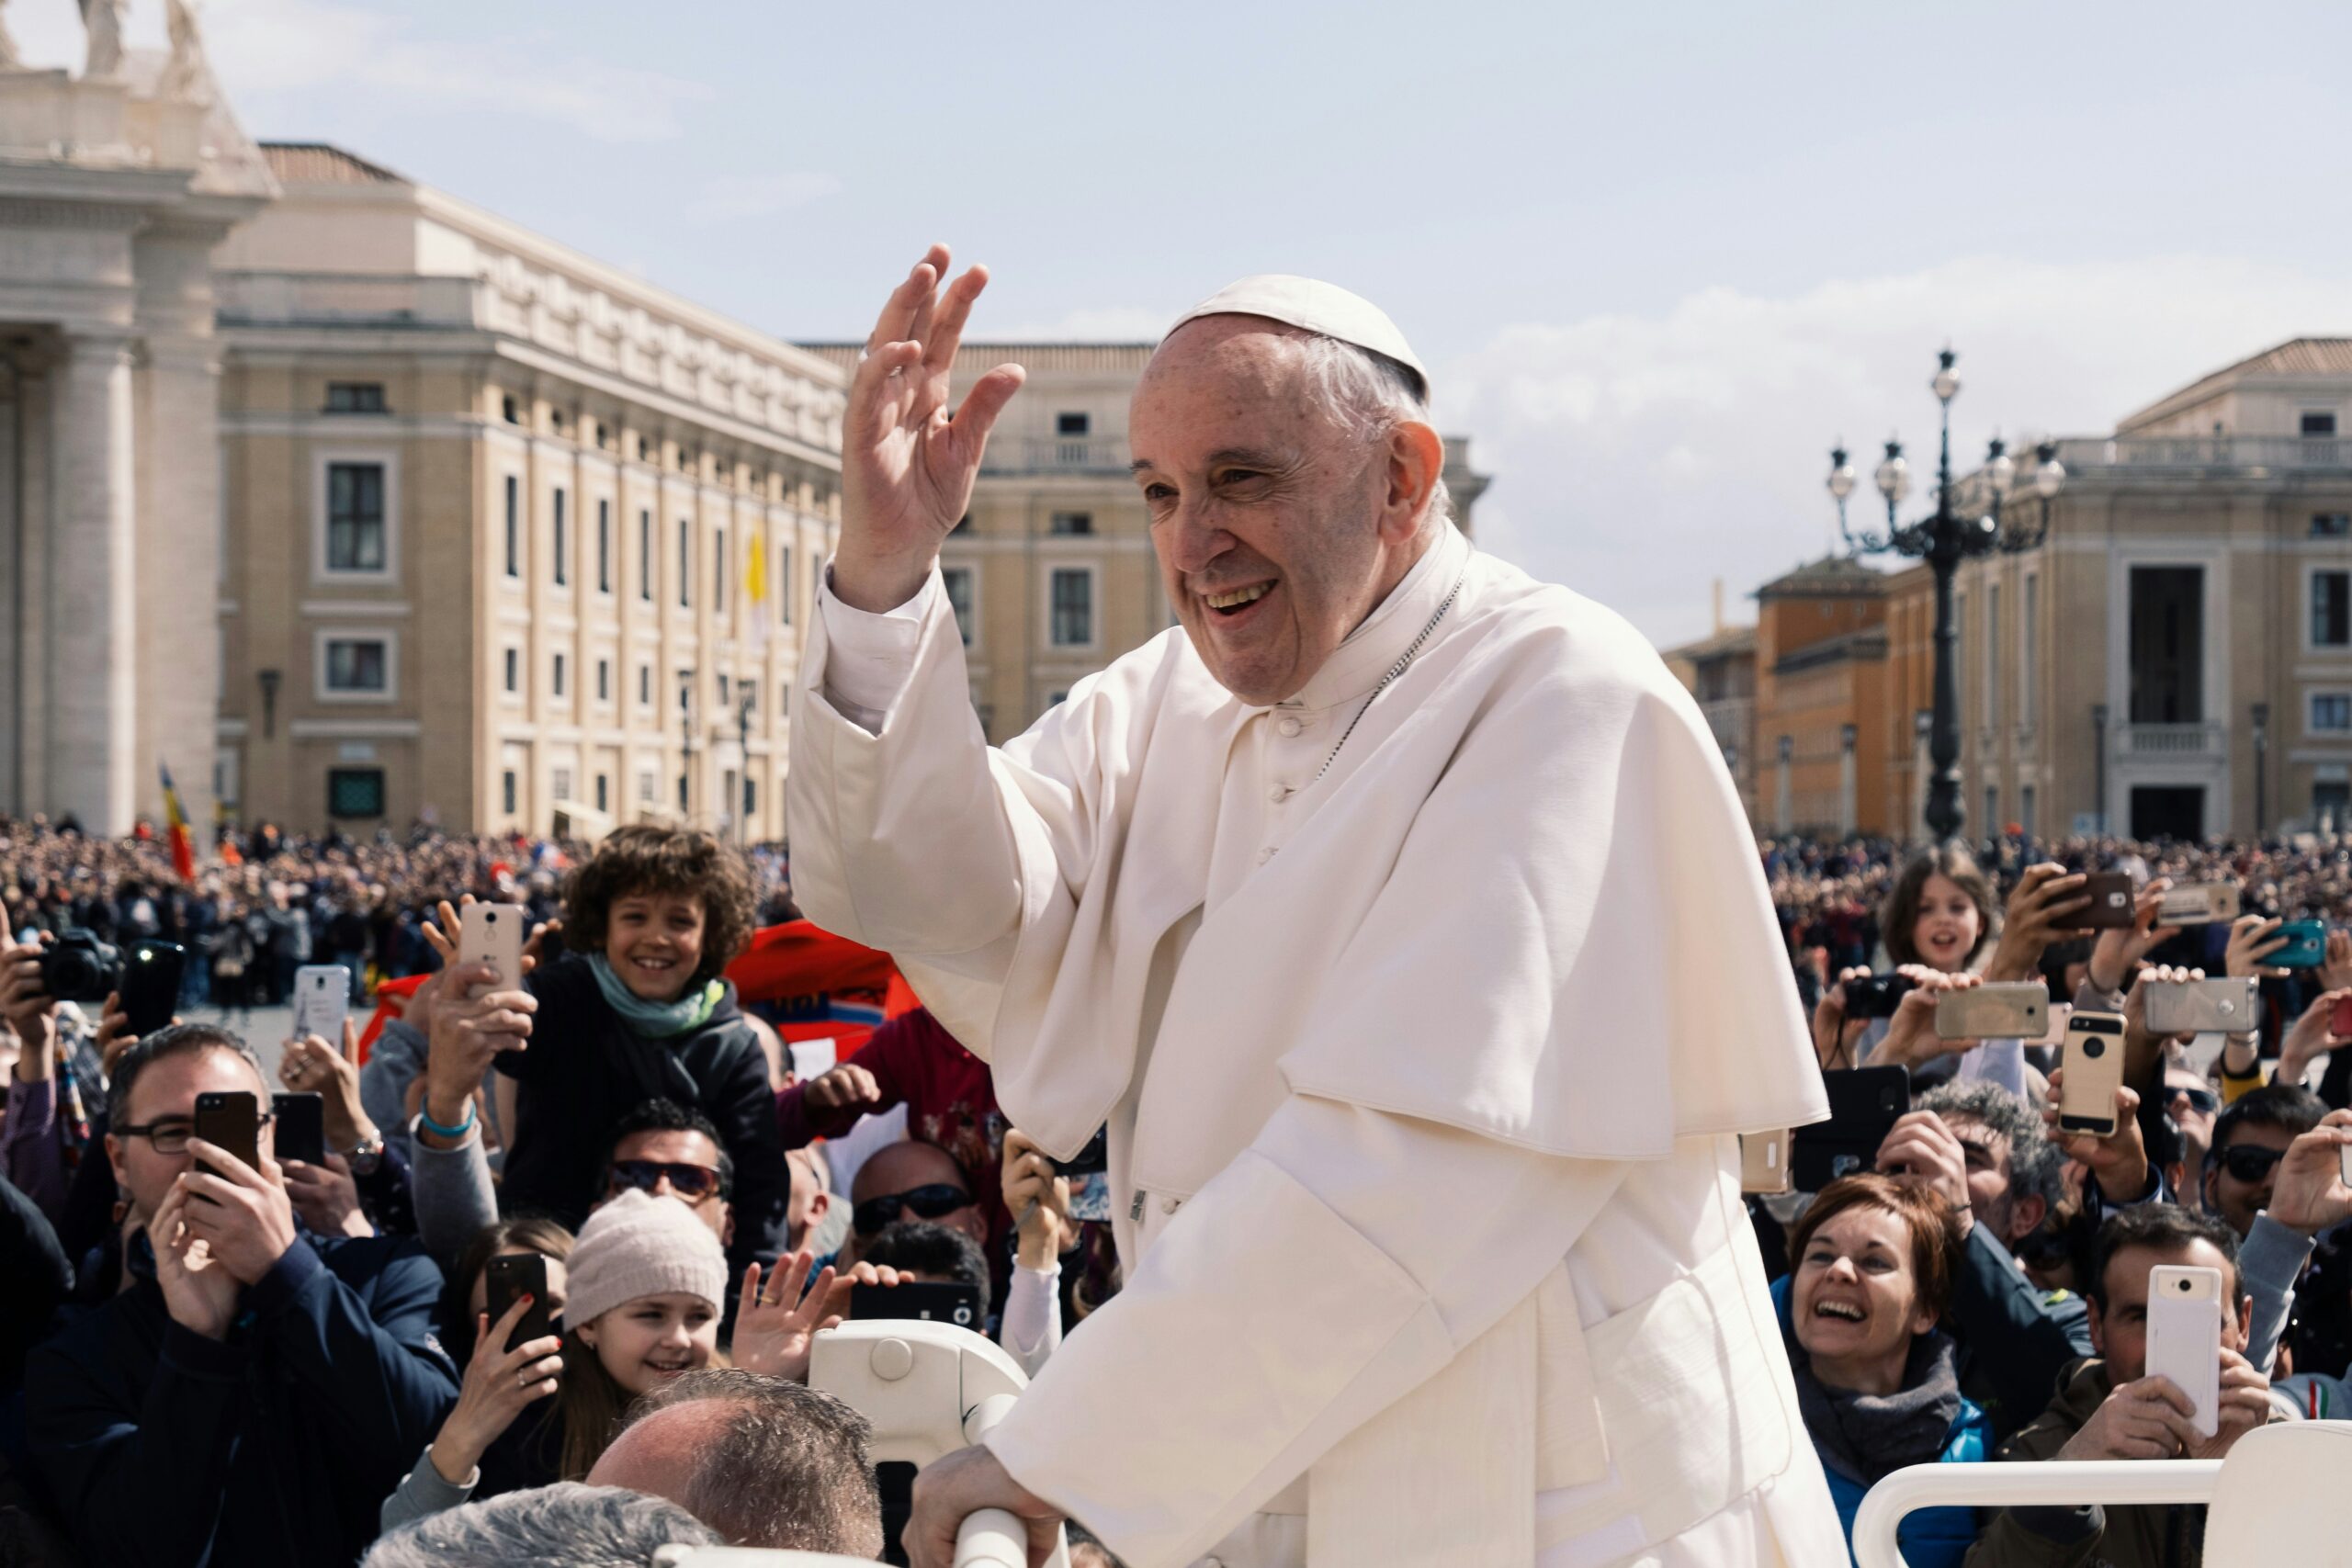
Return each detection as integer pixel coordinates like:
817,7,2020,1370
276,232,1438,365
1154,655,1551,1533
786,245,1843,1568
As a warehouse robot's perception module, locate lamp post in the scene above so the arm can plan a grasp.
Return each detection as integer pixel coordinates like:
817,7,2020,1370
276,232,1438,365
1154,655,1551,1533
1827,347,2064,845
678,672,695,823
2251,703,2270,839
736,686,755,847
2091,703,2109,836
257,669,280,741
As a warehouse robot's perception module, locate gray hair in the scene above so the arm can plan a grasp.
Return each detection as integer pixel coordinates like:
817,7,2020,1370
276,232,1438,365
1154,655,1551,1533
621,1368,883,1558
361,1483,718,1568
1917,1079,2064,1215
1290,333,1453,531
107,1021,265,1124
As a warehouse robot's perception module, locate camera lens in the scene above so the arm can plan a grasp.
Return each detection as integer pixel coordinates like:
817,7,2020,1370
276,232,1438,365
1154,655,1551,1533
2083,1037,2106,1058
2178,1278,2192,1292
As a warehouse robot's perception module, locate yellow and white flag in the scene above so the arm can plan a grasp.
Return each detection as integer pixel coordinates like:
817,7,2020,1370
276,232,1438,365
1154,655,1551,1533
745,528,769,650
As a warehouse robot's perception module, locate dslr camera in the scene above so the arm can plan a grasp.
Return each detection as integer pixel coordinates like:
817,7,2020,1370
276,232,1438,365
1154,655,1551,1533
37,929,121,1004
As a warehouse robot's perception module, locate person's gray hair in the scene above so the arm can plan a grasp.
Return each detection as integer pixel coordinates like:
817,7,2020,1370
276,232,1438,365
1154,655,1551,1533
1291,333,1453,531
107,1021,265,1125
621,1367,883,1558
1917,1078,2064,1213
361,1483,718,1568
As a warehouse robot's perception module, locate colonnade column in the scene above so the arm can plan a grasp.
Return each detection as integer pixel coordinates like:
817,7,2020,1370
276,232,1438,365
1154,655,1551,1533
49,333,137,833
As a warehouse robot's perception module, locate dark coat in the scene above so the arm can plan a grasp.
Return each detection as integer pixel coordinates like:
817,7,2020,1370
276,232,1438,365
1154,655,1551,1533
495,953,788,1280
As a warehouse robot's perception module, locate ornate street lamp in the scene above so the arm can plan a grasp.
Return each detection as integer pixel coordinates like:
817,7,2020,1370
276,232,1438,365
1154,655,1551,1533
1826,348,2064,843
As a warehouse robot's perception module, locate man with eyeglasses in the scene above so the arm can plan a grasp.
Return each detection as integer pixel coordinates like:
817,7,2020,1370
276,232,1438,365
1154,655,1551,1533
24,1023,458,1568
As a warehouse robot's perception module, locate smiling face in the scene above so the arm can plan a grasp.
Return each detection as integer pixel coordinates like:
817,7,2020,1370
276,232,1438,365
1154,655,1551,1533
1128,317,1441,706
577,1292,718,1399
1792,1203,1937,1393
604,890,707,1003
1910,873,1984,974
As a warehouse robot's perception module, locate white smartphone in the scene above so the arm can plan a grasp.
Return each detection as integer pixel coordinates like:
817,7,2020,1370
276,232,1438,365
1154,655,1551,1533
458,903,529,993
290,964,350,1046
2036,1001,2075,1050
2144,1263,2223,1439
2060,1011,2127,1135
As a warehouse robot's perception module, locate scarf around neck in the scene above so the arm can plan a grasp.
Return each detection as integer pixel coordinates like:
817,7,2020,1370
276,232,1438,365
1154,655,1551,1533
587,953,723,1039
1789,1329,1964,1486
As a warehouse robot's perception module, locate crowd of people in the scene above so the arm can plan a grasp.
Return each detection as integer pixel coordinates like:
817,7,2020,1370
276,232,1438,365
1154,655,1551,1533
0,816,2348,1566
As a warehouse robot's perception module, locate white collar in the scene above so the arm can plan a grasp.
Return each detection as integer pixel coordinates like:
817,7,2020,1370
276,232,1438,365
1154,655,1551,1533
1279,523,1472,713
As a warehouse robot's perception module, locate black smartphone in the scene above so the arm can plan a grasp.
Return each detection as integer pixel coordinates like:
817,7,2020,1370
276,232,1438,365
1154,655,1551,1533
1790,1066,1911,1191
192,1089,260,1183
851,1280,983,1331
1841,973,1915,1021
121,940,186,1038
1050,1126,1110,1179
2080,872,2137,930
272,1092,326,1167
484,1253,555,1352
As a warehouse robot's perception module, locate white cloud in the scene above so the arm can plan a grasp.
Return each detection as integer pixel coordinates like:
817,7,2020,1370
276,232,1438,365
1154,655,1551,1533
1440,254,2352,649
685,172,842,223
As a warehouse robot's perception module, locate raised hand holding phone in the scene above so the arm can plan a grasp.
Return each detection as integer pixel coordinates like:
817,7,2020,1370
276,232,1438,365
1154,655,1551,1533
429,1292,565,1485
2264,1109,2352,1238
2144,1264,2223,1439
179,1133,298,1285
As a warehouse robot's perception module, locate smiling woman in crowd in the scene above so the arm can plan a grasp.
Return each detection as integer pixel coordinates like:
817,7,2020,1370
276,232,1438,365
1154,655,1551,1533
1777,1173,1986,1568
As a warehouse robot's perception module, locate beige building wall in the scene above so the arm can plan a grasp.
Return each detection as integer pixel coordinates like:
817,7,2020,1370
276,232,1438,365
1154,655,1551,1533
216,144,843,838
803,342,1492,745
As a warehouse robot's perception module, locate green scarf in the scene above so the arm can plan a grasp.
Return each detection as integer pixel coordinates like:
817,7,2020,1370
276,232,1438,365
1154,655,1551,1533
587,953,723,1039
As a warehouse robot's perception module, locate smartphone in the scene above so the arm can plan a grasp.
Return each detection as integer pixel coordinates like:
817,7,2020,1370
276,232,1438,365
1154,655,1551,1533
1934,982,2049,1041
1841,973,1916,1021
1791,1066,1910,1191
272,1091,326,1167
2059,1012,2128,1135
2081,872,2137,930
120,939,187,1038
2143,976,2259,1037
458,903,529,992
1739,1130,1793,1196
2156,884,2240,926
291,964,351,1045
484,1253,556,1351
850,1280,983,1331
2273,920,2328,970
2036,1002,2075,1049
192,1089,260,1182
2145,1264,2223,1439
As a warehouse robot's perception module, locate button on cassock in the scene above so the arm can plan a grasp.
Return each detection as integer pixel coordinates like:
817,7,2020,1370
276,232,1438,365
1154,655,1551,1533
1277,716,1304,738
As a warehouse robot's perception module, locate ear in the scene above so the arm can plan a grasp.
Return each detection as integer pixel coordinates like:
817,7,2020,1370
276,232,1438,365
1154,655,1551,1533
807,1190,831,1223
2201,1164,2219,1213
574,1321,597,1348
2085,1299,2108,1357
1379,421,1445,544
105,1133,131,1195
2007,1193,2048,1245
720,1203,735,1250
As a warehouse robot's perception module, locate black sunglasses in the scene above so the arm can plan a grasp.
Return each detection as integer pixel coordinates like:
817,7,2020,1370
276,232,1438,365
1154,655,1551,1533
2170,1087,2221,1117
2218,1144,2288,1183
608,1159,726,1201
853,1182,972,1238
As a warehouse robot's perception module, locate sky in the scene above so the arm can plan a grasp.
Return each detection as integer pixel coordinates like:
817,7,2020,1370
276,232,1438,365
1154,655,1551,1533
17,0,2352,646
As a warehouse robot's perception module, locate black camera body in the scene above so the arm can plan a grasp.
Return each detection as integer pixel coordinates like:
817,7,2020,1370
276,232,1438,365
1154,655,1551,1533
1841,972,1916,1020
37,929,121,1004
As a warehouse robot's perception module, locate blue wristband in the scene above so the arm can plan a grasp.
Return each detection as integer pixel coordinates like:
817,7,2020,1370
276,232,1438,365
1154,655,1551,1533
418,1100,476,1141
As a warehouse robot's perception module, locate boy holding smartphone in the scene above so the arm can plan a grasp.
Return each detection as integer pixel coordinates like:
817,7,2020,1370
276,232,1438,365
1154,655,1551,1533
22,1024,458,1568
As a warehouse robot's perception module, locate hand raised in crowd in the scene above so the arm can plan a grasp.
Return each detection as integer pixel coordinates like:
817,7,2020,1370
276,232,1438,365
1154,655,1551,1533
422,897,552,989
2061,1372,2209,1461
2087,878,2181,996
1001,1129,1073,1273
1811,965,1872,1070
2223,913,2291,982
2193,1348,2274,1461
732,1250,847,1384
835,244,1027,615
803,1062,885,1119
2263,1109,2352,1237
2275,987,2351,1091
2121,964,2203,1065
1984,863,2094,982
279,1019,373,1152
428,1294,565,1486
179,1137,300,1286
1875,1110,1975,1238
417,964,533,1148
282,1152,372,1239
2041,1070,2152,1205
1875,968,1982,1073
0,901,56,1070
2320,928,2352,994
147,1181,242,1342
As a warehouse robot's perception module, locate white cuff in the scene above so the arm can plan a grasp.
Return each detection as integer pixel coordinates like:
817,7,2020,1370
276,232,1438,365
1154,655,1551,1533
1002,1260,1061,1357
817,564,939,733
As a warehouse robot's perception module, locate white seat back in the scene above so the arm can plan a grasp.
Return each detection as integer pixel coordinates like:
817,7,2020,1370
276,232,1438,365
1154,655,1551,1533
2202,1420,2352,1568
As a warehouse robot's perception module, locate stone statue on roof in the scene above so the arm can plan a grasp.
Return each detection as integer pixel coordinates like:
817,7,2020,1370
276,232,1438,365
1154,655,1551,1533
0,1,20,70
80,0,127,78
161,0,214,103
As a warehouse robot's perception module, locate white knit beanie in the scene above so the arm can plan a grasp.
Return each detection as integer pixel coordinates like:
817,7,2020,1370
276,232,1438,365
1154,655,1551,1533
560,1189,728,1330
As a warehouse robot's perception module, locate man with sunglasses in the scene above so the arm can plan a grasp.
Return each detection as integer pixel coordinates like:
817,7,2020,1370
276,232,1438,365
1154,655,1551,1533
845,1139,986,1260
2206,1086,2328,1239
24,1023,457,1568
600,1097,737,1250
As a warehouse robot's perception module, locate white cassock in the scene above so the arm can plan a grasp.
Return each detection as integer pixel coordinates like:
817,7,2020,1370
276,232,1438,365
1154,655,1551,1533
788,520,1844,1568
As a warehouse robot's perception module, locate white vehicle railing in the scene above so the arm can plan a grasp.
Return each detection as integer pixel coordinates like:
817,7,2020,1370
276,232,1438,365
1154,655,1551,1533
1852,1459,2220,1568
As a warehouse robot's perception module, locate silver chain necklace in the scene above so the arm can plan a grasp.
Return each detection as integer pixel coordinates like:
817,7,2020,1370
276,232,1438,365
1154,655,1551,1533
1311,564,1469,784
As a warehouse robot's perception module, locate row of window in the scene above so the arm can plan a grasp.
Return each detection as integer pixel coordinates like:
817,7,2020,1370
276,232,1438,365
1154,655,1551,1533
938,565,1095,649
496,768,762,821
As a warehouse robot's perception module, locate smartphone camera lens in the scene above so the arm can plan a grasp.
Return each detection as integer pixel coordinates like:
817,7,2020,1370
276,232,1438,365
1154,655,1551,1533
2178,1278,2192,1292
2082,1037,2105,1058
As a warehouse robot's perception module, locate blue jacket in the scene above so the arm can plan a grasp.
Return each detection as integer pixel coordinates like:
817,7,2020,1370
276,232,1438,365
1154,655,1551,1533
1773,1276,1991,1568
26,1229,458,1568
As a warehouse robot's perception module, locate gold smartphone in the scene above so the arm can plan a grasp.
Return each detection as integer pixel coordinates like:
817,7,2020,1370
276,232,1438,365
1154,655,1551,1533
2060,1011,2128,1135
1739,1131,1793,1195
2155,884,2240,926
1934,982,2050,1041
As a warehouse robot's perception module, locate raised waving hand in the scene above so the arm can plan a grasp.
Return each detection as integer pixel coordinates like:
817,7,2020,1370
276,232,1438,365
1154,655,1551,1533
833,243,1026,614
